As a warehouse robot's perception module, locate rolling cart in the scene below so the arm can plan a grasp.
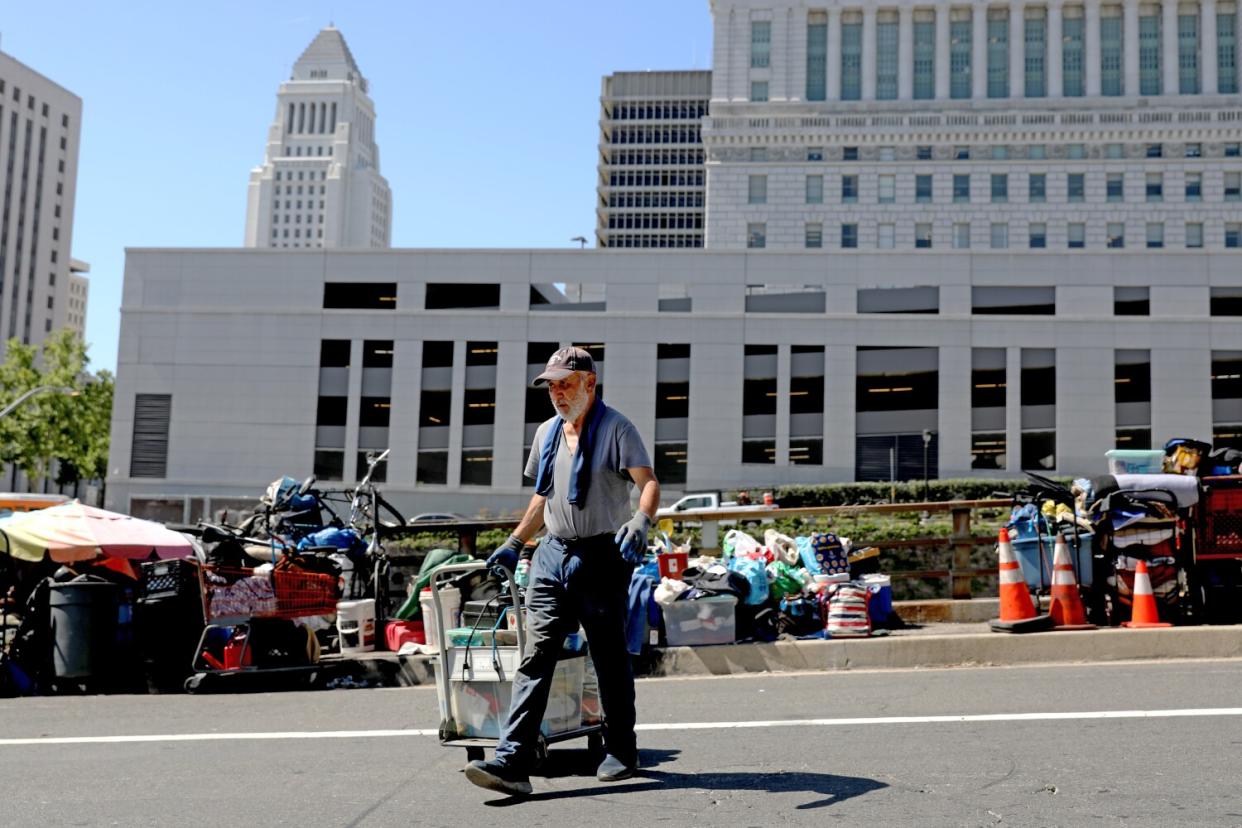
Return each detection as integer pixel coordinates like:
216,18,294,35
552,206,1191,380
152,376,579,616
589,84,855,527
184,563,339,693
428,561,604,765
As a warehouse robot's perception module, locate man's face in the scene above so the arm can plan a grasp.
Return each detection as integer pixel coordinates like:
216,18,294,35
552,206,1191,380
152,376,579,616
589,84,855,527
547,372,594,421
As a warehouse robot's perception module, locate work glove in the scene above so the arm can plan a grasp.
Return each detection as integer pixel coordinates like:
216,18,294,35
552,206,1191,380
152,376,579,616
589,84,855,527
486,534,525,576
614,512,652,564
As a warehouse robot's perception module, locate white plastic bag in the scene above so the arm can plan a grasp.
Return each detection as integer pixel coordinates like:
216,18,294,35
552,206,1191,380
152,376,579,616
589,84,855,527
764,529,800,565
723,528,761,562
654,577,690,606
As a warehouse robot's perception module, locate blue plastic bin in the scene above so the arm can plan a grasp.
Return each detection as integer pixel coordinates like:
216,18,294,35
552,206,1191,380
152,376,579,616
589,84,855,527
1010,533,1094,589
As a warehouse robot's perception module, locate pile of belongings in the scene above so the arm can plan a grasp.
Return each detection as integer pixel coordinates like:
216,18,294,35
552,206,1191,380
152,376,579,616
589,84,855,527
632,527,898,647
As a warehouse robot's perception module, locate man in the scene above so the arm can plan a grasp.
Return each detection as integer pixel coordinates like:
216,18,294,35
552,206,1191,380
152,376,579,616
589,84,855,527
464,346,659,796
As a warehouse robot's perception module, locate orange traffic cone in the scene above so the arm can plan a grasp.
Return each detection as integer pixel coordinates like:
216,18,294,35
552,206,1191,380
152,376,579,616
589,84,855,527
1121,559,1171,628
990,527,1053,633
1048,534,1096,630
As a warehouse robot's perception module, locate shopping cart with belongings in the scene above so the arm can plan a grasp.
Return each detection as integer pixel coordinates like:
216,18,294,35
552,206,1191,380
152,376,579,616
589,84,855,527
428,561,604,766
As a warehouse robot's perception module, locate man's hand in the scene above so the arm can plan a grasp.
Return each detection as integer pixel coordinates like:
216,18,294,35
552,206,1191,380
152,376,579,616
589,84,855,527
614,512,652,564
486,535,525,575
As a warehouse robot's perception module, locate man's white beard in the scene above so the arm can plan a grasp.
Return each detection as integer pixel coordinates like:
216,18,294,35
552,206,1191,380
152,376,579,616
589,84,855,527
557,388,590,422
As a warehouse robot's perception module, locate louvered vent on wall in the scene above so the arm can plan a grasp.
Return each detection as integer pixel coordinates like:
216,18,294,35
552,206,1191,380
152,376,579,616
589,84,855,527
130,394,171,478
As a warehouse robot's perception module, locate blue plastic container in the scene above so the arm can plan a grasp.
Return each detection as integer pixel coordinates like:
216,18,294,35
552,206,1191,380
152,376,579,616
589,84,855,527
1010,534,1093,589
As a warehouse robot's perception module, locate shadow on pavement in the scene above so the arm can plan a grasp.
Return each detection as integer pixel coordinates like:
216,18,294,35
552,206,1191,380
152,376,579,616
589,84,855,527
485,746,887,810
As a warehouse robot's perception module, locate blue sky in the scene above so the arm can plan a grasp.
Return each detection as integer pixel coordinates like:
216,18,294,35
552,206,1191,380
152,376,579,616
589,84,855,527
4,1,713,373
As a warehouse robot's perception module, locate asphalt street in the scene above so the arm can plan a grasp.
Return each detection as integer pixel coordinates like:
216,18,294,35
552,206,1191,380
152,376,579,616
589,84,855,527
1,659,1241,826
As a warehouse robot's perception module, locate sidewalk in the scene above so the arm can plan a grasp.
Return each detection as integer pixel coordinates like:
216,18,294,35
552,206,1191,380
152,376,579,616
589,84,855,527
324,598,1242,688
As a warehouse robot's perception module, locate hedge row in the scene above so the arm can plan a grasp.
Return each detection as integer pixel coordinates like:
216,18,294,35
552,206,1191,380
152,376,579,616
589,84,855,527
737,478,1068,508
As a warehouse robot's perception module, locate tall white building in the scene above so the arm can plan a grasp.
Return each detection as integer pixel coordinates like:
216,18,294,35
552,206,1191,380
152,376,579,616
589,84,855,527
244,27,392,249
705,0,1242,251
597,71,711,249
0,49,86,346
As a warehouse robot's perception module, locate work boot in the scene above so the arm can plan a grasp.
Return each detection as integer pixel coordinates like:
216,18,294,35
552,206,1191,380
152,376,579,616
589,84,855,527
464,758,532,795
596,754,636,782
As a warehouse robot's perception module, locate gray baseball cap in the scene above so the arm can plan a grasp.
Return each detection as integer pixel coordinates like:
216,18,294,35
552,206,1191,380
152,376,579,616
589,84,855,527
533,346,597,386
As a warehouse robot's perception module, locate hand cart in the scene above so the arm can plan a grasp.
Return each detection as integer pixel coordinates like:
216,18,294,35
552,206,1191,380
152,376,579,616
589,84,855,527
428,561,604,765
184,563,339,693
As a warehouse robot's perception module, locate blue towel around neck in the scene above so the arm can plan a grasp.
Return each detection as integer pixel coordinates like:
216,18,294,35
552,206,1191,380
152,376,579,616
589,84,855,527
535,399,608,508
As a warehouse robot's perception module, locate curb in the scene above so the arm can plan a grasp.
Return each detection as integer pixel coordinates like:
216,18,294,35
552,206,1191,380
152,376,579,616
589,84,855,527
325,624,1242,687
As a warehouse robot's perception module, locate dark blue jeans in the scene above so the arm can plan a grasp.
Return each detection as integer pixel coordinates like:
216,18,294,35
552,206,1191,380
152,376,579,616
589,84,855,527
493,533,636,769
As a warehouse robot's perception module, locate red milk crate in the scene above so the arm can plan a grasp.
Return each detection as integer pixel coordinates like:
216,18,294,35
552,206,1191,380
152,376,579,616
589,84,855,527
1199,477,1242,560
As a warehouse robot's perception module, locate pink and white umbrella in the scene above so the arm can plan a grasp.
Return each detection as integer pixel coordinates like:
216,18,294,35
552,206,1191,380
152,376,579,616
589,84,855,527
0,501,194,564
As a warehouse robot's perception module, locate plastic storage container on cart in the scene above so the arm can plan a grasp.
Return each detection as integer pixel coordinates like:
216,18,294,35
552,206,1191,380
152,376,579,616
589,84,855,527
337,599,377,654
1106,450,1166,475
437,651,586,740
662,595,737,646
48,580,120,680
420,586,460,648
1011,533,1094,589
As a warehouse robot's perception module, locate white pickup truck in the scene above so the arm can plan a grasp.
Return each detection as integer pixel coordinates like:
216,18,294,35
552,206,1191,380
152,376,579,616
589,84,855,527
657,492,777,524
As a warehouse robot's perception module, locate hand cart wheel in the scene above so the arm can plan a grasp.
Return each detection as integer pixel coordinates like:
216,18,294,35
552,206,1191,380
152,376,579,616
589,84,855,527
586,731,604,760
533,734,549,769
466,746,486,763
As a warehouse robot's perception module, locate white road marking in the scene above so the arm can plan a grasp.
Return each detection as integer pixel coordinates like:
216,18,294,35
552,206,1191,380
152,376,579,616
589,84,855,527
2,707,1242,746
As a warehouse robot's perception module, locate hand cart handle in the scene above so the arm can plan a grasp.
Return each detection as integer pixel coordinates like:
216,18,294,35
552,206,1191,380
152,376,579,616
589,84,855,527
428,560,526,657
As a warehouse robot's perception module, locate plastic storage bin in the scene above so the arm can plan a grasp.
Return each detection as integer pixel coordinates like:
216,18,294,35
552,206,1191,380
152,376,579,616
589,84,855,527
336,599,376,654
1011,534,1094,589
436,651,585,740
1105,449,1165,475
662,595,737,646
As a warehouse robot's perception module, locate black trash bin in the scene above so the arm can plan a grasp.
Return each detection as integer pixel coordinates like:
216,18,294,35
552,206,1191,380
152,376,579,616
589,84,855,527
48,580,119,683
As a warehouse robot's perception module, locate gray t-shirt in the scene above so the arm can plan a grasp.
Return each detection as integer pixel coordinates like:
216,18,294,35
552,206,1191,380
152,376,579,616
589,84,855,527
524,404,652,540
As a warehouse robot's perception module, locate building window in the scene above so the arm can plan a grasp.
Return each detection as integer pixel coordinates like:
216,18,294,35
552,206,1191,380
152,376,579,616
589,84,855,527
1062,11,1085,95
842,174,859,203
992,145,1009,160
324,282,397,310
1146,222,1164,249
951,17,973,98
876,17,900,99
751,20,771,68
841,223,859,248
990,223,1009,249
747,223,766,249
1029,222,1047,249
1029,144,1047,159
915,223,933,249
1107,222,1126,248
1225,172,1242,201
878,224,896,249
807,146,824,161
748,174,767,204
1067,173,1085,202
1067,222,1086,249
987,10,1010,98
1115,286,1149,315
953,222,972,249
655,442,689,485
878,174,896,204
1146,173,1163,202
1107,173,1124,202
750,147,768,162
1221,12,1239,94
1227,223,1242,248
807,16,828,100
915,174,933,203
841,19,863,100
953,174,970,203
1024,11,1047,97
416,451,447,485
1185,172,1202,202
917,145,933,160
1212,288,1242,315
1186,222,1204,249
806,174,824,204
1029,173,1046,202
1146,142,1164,158
805,223,823,249
1186,143,1202,158
1101,11,1124,95
991,174,1008,203
914,17,936,99
843,146,859,161
1140,12,1162,95
1179,13,1200,93
427,283,500,309
750,80,769,102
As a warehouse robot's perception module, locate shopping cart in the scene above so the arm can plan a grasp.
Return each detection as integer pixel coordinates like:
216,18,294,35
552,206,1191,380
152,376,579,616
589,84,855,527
184,563,338,692
428,561,604,765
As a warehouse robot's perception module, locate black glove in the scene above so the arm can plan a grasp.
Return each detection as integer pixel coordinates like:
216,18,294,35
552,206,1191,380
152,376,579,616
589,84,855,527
486,534,525,576
614,512,652,564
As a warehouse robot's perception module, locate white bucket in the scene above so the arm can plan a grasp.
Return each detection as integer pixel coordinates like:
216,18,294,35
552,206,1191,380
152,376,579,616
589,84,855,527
337,599,377,654
419,586,461,649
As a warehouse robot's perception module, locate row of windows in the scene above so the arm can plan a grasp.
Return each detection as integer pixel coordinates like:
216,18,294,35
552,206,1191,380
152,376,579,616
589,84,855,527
747,170,1242,205
746,141,1242,164
600,234,704,248
272,213,324,225
282,145,333,158
605,149,705,167
607,213,704,230
606,101,708,121
274,199,327,210
751,7,1240,102
0,82,72,128
607,171,705,187
275,185,326,196
606,192,705,209
606,126,702,145
272,228,325,240
274,170,327,182
747,220,1242,249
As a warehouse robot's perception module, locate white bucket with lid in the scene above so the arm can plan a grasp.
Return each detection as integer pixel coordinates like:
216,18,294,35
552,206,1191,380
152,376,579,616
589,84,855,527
419,586,461,649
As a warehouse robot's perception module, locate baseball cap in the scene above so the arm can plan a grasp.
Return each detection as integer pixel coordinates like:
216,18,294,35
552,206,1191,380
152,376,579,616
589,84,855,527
533,346,596,386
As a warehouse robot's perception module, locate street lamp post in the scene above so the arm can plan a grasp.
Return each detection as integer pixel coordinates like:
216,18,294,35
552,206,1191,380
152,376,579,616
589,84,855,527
0,385,78,420
922,429,933,502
